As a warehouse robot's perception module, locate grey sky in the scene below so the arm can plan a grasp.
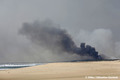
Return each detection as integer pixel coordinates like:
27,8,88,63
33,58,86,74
0,0,120,62
0,0,120,39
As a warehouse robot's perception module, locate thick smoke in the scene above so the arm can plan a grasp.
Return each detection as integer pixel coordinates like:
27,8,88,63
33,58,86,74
75,29,119,59
19,20,102,61
19,20,76,53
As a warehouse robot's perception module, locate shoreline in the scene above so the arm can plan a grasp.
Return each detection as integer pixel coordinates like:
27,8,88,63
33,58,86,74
0,61,120,80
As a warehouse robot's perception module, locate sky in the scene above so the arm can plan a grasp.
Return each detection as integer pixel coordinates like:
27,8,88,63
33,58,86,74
0,0,120,63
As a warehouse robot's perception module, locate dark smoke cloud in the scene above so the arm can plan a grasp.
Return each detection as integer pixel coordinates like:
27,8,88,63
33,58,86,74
19,20,102,61
19,20,76,53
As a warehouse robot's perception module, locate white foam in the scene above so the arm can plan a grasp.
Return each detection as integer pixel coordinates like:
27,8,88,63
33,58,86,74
0,63,44,70
0,64,36,67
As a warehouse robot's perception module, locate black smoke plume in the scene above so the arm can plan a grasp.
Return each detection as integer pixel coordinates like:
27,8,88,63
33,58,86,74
19,20,102,61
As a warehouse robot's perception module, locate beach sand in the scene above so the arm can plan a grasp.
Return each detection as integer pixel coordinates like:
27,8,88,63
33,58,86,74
0,61,120,80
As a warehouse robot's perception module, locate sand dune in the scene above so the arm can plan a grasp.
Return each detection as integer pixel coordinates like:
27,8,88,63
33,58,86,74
0,61,120,80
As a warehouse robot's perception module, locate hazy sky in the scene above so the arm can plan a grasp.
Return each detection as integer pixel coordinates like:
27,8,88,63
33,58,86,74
0,0,120,39
0,0,120,62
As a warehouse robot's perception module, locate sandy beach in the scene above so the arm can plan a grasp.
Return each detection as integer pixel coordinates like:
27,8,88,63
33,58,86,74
0,61,120,80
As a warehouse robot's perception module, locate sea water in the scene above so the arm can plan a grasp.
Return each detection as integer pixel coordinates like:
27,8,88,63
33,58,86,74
0,63,45,70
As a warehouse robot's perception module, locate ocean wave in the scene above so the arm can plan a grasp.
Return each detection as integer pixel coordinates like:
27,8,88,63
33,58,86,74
0,63,44,70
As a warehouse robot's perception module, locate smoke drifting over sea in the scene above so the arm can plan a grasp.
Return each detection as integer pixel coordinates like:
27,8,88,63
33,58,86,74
19,20,102,61
0,20,119,63
19,20,76,53
1,0,120,63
